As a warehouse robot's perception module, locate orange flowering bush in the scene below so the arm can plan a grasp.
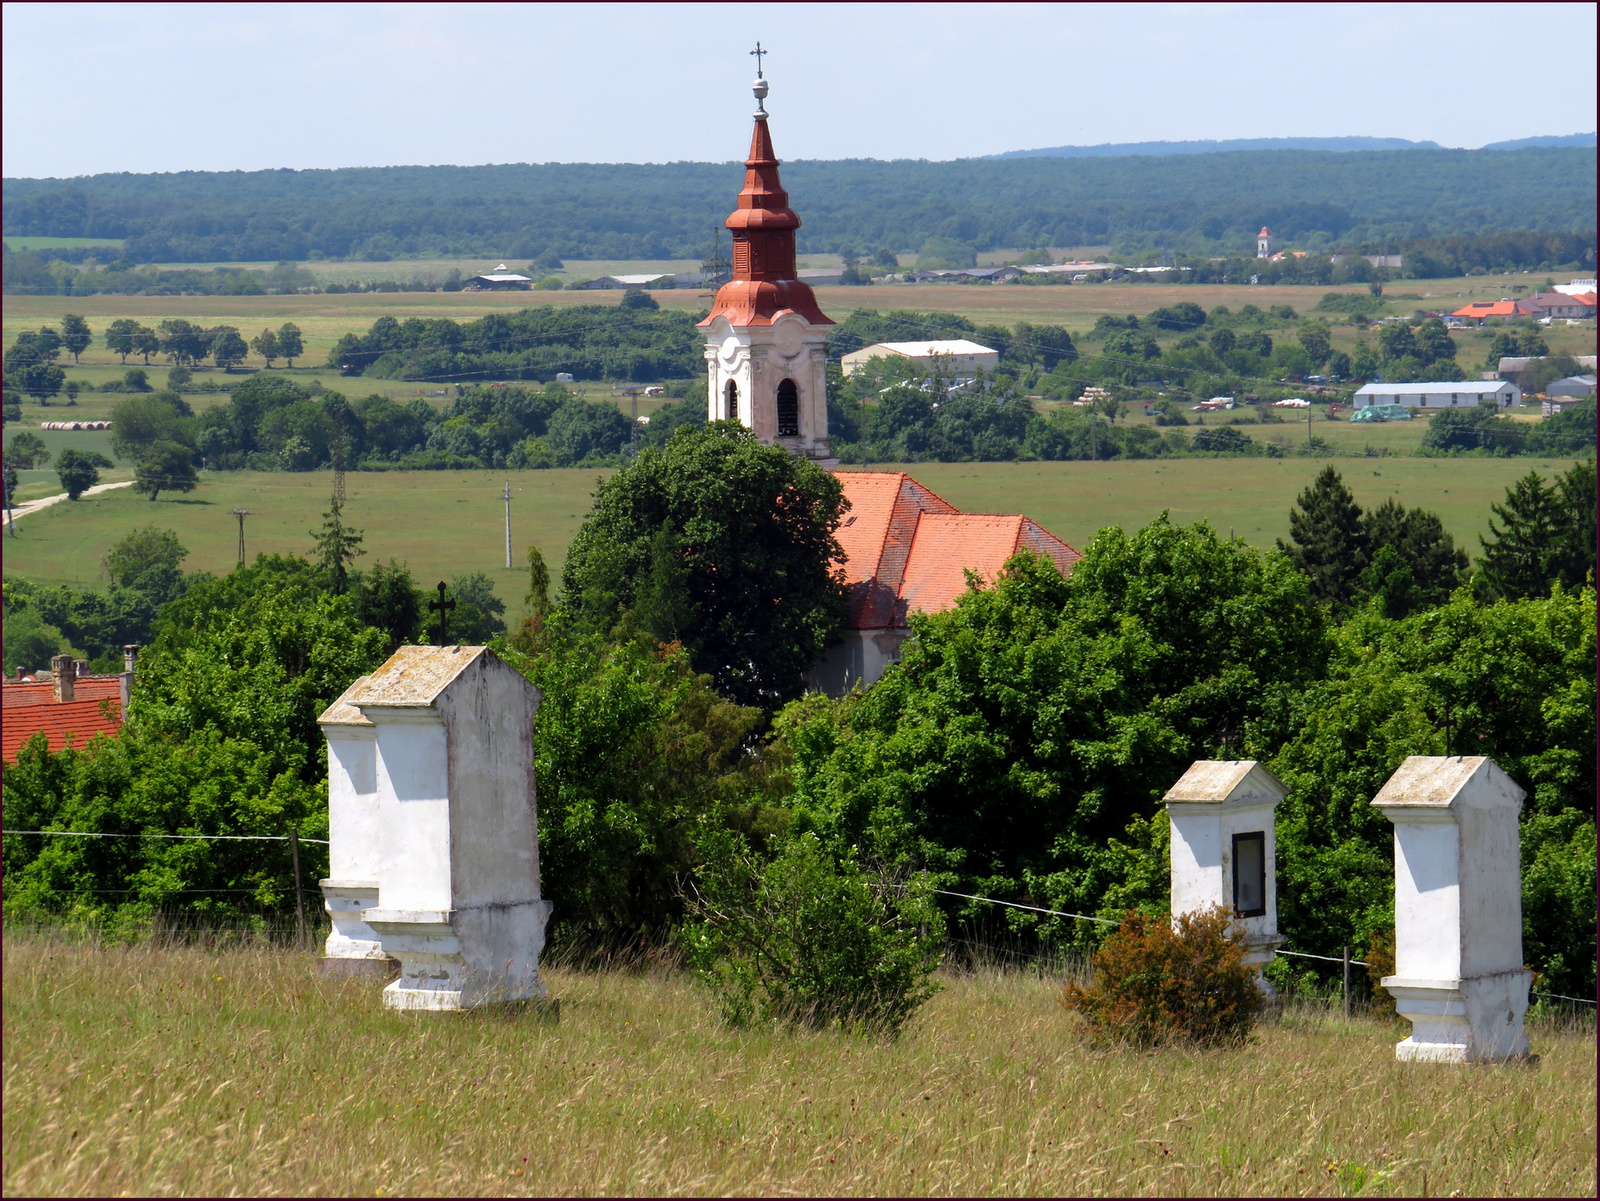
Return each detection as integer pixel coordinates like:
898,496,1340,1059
1061,905,1263,1048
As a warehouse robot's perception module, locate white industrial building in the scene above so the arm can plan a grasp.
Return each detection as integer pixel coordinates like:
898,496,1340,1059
1353,380,1521,410
840,338,1000,382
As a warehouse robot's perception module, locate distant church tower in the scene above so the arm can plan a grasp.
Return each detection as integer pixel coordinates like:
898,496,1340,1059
698,56,835,466
1256,226,1273,259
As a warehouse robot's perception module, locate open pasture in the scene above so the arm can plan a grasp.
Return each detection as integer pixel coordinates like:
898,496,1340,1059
0,458,1577,597
8,272,1594,378
3,932,1593,1198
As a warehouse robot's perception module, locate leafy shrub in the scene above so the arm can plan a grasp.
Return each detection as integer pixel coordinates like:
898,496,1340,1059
1061,906,1264,1048
682,832,945,1038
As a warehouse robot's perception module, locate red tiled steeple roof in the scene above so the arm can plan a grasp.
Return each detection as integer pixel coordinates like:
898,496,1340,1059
3,697,122,762
698,108,832,329
833,472,1081,629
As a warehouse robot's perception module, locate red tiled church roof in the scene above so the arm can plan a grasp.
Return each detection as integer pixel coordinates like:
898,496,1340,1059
3,696,122,762
834,471,1081,629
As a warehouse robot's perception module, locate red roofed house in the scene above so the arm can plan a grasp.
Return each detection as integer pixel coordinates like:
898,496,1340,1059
699,72,1083,695
1449,300,1521,325
2,651,133,763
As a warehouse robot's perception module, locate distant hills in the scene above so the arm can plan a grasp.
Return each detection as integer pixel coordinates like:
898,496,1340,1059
1480,132,1597,150
3,144,1594,266
992,133,1597,158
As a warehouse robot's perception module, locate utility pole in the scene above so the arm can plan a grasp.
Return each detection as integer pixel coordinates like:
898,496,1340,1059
502,480,512,569
231,508,252,567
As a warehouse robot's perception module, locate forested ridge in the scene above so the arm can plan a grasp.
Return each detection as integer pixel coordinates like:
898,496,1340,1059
3,146,1594,263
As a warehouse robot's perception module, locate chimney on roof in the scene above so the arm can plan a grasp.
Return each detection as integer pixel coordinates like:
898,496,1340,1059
75,659,91,678
122,645,140,712
51,655,75,702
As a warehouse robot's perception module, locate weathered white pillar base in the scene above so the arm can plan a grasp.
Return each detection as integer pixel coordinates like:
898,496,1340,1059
1385,971,1532,1063
367,902,553,1011
317,880,397,980
1244,937,1284,995
320,880,385,958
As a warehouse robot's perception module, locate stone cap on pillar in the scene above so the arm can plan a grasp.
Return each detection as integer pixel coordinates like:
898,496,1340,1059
345,645,490,711
318,675,374,727
1369,756,1524,818
1163,760,1286,810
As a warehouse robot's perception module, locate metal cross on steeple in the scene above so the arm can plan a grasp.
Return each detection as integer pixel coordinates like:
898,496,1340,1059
749,41,767,77
428,581,456,646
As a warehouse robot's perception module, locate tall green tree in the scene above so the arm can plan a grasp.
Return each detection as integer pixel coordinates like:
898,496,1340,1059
1279,465,1369,610
133,441,199,500
5,430,50,469
16,362,65,404
350,560,424,651
1359,499,1467,616
250,328,280,367
54,448,113,500
104,318,141,364
276,323,304,367
59,314,92,364
561,423,847,710
311,495,365,595
1479,464,1596,600
209,326,249,371
105,525,188,595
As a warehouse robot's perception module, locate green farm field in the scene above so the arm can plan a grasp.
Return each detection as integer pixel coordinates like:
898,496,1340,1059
8,272,1595,374
3,932,1594,1198
2,458,1579,600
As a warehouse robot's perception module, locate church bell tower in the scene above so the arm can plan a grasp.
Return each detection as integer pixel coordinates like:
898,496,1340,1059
697,52,835,466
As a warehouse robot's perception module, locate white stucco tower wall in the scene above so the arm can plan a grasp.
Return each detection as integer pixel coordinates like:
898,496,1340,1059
1371,756,1532,1063
349,645,553,1011
704,313,834,464
1163,760,1287,984
316,676,389,975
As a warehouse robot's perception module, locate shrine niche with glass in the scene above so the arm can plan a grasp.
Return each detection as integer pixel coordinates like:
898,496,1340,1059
1163,760,1286,987
1232,831,1266,917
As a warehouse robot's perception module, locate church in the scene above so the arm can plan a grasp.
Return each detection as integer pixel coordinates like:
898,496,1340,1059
697,65,1081,696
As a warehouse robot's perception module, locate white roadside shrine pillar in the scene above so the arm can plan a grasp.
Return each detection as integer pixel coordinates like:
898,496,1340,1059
316,676,391,977
1371,756,1532,1063
1163,760,1286,985
347,645,553,1011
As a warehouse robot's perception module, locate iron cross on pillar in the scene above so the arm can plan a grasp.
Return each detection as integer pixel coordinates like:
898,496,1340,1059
429,581,456,646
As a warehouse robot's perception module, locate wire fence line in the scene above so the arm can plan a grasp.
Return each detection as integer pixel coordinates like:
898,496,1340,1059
7,835,1596,1006
4,829,330,845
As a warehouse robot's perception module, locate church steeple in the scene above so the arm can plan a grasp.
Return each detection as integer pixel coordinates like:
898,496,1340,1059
698,57,835,466
699,65,831,329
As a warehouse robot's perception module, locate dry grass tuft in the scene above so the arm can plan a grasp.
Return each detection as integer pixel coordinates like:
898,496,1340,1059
4,931,1593,1197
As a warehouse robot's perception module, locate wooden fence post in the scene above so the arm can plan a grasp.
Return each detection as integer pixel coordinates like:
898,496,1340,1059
290,825,308,950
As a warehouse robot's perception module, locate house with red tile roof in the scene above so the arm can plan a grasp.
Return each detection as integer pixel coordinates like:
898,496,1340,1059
2,652,134,763
812,472,1081,695
1449,300,1522,325
2,696,123,762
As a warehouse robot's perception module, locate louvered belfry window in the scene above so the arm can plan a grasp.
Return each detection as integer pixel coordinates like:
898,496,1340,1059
776,378,799,437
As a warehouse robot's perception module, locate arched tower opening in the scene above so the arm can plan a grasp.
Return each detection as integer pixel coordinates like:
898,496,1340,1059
724,379,739,421
776,379,799,437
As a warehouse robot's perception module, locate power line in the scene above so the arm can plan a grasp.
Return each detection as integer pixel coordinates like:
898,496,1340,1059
4,829,330,845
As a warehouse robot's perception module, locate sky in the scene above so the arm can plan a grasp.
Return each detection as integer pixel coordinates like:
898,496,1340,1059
3,2,1596,178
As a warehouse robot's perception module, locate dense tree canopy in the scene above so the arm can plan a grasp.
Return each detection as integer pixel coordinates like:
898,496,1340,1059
561,423,847,710
4,148,1594,267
